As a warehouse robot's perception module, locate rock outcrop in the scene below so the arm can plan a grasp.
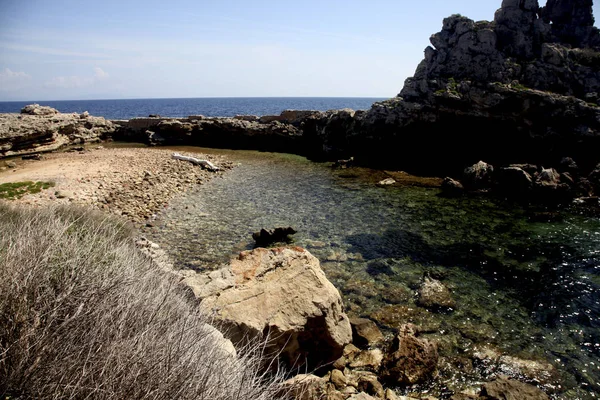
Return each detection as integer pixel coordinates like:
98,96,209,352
0,106,115,158
185,247,352,370
352,0,600,175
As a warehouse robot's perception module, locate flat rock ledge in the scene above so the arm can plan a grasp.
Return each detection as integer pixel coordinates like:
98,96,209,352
0,105,115,158
185,246,352,370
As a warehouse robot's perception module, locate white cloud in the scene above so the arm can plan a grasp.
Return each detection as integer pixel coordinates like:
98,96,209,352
93,67,109,79
0,67,32,91
45,67,109,89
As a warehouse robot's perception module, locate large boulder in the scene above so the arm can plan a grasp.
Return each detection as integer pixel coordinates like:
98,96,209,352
188,247,352,370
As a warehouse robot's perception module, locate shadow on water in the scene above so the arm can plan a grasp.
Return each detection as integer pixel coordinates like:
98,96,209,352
347,227,599,328
147,148,600,398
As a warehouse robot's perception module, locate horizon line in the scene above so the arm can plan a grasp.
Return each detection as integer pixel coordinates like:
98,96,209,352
0,95,392,103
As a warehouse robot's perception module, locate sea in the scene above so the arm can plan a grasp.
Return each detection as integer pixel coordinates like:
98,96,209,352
0,97,387,120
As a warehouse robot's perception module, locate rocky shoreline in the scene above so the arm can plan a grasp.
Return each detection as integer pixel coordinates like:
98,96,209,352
2,0,600,398
0,143,233,224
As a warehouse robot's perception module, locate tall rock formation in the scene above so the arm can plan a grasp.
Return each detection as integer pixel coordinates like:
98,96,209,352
344,0,600,175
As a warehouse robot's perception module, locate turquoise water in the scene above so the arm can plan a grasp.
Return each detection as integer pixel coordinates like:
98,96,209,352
147,149,600,399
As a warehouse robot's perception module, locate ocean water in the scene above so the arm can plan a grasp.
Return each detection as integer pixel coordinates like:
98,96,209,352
147,148,600,399
0,97,387,120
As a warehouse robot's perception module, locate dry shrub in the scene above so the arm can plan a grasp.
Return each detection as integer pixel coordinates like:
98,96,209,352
0,203,290,399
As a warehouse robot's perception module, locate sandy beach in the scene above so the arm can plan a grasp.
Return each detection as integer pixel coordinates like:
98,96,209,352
0,145,234,224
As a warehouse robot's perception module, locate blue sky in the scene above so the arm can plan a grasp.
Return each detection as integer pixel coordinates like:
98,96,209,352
0,0,598,101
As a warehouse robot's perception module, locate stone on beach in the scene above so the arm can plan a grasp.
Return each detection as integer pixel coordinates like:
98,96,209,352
188,246,352,369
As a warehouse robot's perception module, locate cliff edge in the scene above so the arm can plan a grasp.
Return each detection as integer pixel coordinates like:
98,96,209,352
348,0,600,174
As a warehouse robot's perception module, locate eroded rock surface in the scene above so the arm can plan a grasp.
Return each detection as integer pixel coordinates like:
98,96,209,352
188,247,352,370
0,107,115,158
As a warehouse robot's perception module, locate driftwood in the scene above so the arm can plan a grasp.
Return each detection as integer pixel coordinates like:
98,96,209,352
172,153,219,171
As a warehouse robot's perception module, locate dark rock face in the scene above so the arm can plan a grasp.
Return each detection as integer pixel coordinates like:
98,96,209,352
352,0,600,175
252,227,297,247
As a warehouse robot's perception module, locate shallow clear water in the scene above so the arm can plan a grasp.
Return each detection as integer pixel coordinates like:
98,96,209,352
148,149,600,399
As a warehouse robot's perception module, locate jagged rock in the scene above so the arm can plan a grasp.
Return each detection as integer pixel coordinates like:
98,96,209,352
190,247,352,370
381,324,439,385
463,161,494,191
481,376,549,400
20,103,59,115
252,227,297,247
350,317,385,348
417,276,456,310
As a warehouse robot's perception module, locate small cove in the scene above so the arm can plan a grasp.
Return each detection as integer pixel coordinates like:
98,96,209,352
147,148,600,399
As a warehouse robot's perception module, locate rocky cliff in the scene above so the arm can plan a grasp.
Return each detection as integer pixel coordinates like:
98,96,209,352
4,0,599,180
112,0,600,177
350,0,600,175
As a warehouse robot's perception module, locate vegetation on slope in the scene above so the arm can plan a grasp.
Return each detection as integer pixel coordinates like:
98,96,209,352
0,203,288,400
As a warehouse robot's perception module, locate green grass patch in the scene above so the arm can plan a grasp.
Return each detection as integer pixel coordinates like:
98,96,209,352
0,181,55,200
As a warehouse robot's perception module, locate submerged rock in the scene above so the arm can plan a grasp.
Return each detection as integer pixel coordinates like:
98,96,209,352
481,376,549,400
417,276,456,310
252,226,297,247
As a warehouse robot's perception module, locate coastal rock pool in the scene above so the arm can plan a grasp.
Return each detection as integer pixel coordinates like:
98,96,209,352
147,148,600,399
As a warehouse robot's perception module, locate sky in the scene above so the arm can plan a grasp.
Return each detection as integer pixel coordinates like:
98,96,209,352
0,0,599,101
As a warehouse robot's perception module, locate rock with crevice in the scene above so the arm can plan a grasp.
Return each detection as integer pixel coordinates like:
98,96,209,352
189,247,352,370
